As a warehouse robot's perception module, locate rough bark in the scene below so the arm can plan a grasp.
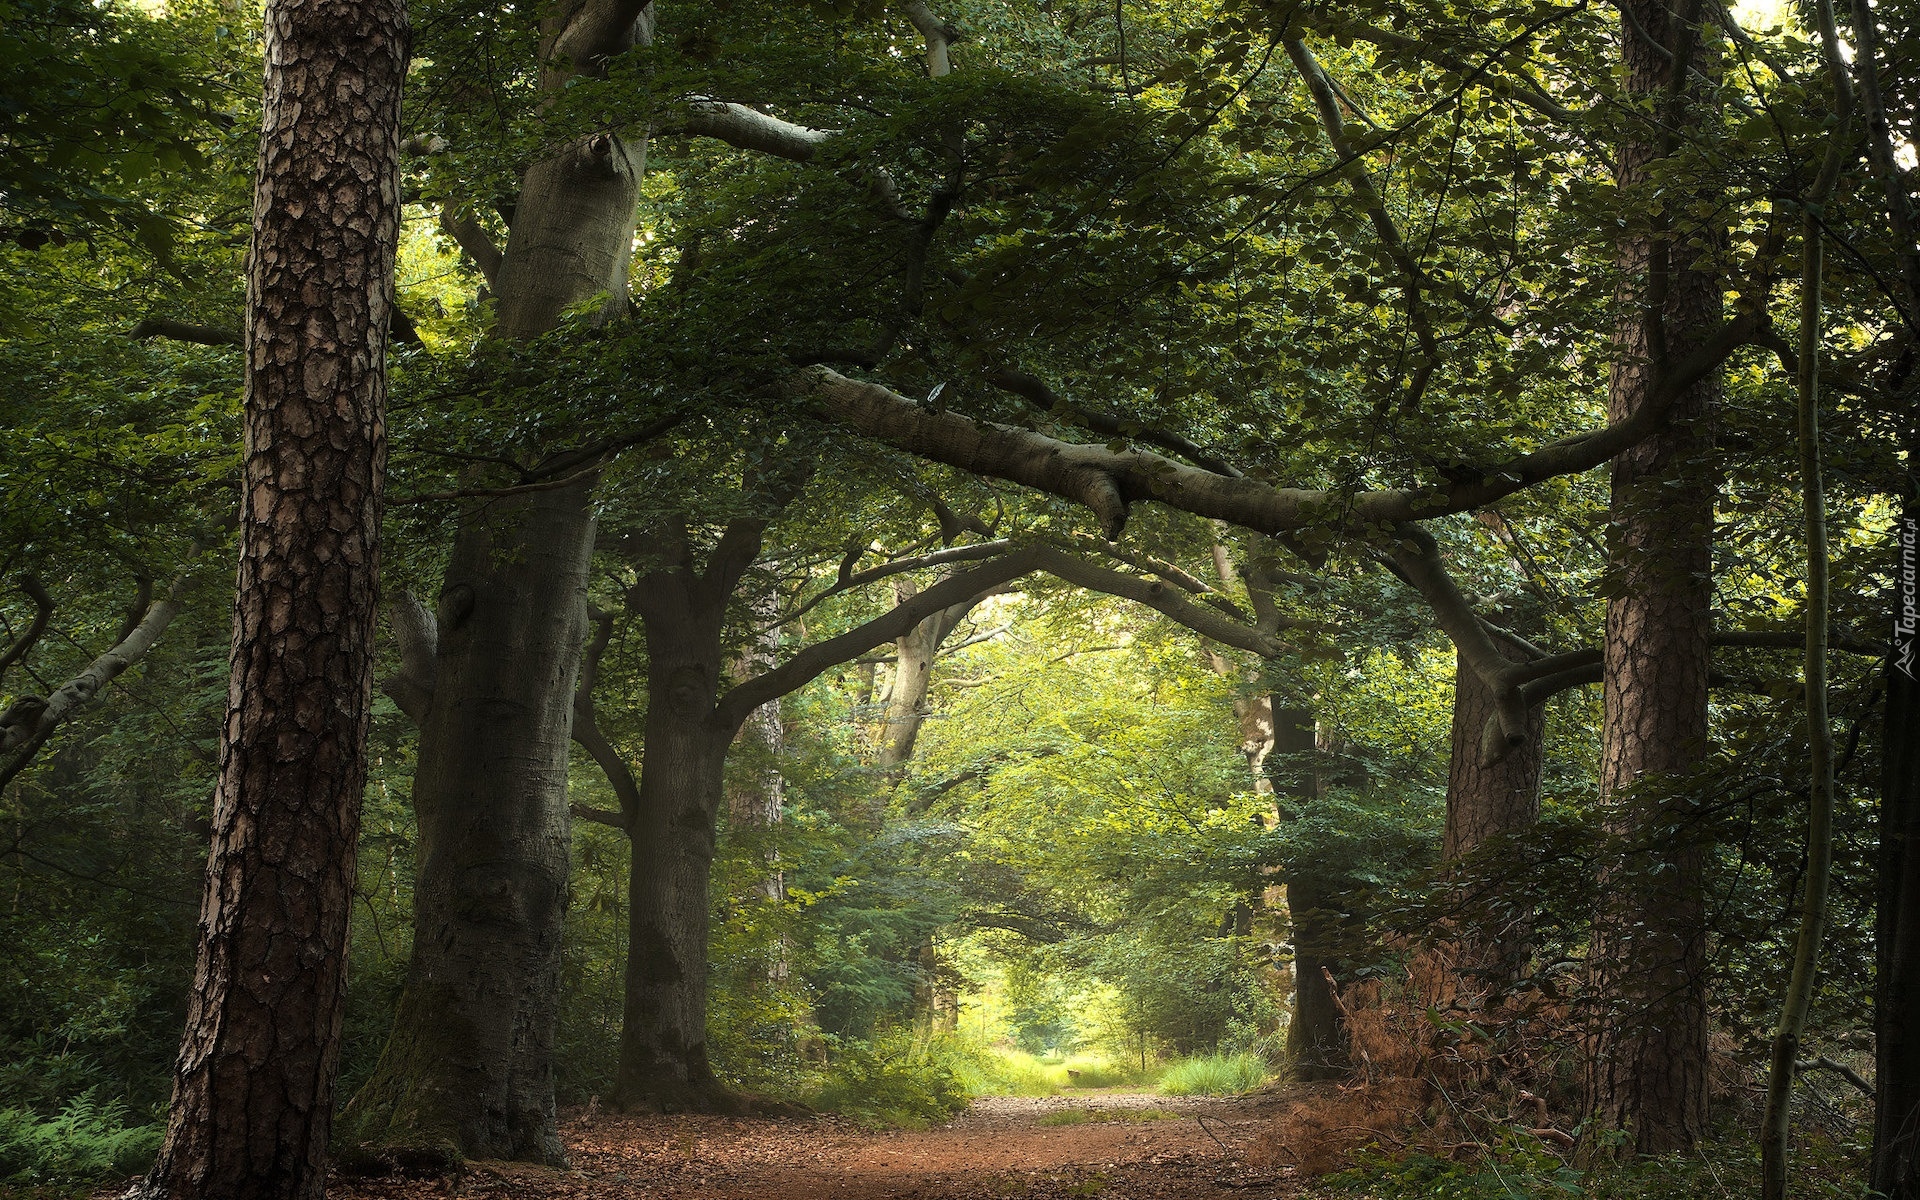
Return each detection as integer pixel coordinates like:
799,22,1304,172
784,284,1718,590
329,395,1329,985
337,0,652,1164
1877,503,1920,1199
133,0,403,1191
1582,0,1721,1156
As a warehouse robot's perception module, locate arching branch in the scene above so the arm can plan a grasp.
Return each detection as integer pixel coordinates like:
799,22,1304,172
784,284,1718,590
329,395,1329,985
0,576,188,789
0,575,53,680
802,319,1759,537
570,607,639,832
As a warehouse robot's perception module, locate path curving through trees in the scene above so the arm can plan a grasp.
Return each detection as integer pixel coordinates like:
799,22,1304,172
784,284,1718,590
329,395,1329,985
330,1092,1299,1200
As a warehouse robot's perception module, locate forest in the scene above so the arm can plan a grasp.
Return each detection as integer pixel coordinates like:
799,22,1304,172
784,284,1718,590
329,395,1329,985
1,0,1917,1196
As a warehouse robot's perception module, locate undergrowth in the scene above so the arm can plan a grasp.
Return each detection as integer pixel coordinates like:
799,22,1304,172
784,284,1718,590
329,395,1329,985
0,1092,161,1191
1158,1052,1268,1096
805,1031,1166,1126
806,1031,971,1128
1307,1129,1871,1200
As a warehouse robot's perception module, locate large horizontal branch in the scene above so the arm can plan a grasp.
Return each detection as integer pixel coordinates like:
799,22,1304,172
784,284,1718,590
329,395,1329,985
1514,628,1885,706
803,319,1759,538
673,99,913,220
984,368,1246,478
679,99,833,162
1027,547,1330,657
716,549,1043,729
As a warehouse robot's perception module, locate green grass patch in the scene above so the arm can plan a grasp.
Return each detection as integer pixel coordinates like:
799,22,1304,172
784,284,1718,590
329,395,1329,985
949,1044,1161,1097
1156,1052,1267,1097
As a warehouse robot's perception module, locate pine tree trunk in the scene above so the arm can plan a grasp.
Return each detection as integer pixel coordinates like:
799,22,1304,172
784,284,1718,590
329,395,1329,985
136,0,404,1192
1876,503,1920,1198
1583,0,1721,1155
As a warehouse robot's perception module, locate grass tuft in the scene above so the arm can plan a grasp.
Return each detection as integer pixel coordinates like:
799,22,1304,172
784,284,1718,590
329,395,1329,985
1157,1053,1268,1097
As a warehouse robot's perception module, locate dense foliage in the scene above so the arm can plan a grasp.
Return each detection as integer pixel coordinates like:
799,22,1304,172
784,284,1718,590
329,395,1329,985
3,0,1915,1192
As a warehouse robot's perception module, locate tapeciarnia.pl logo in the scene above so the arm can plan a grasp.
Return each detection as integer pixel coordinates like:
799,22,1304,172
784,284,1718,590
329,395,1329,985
1900,516,1919,681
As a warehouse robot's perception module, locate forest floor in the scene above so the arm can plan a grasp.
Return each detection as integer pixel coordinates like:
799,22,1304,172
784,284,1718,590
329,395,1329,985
330,1090,1307,1200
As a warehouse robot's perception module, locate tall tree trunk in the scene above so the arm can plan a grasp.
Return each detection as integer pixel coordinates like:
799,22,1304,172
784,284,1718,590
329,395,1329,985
337,486,596,1165
1273,706,1345,1080
338,0,652,1164
619,686,736,1110
1583,0,1721,1156
136,0,404,1191
1443,645,1545,863
1878,501,1920,1198
1443,643,1545,980
1845,1,1920,1186
615,538,745,1110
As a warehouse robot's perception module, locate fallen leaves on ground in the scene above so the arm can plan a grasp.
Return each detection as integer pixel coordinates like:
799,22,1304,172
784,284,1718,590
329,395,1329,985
328,1092,1308,1200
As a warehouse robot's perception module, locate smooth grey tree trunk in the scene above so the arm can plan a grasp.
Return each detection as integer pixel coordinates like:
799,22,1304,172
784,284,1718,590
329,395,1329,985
338,0,653,1165
1442,643,1546,981
339,487,595,1165
1273,706,1345,1080
620,697,737,1109
616,541,743,1110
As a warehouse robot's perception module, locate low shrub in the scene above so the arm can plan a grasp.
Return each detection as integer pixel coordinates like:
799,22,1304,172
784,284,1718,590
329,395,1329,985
1158,1052,1267,1096
0,1092,162,1189
807,1032,971,1129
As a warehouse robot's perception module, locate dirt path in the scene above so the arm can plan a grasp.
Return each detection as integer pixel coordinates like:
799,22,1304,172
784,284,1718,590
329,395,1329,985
333,1091,1304,1200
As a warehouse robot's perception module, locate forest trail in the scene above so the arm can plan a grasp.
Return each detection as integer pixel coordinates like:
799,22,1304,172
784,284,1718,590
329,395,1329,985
332,1091,1303,1200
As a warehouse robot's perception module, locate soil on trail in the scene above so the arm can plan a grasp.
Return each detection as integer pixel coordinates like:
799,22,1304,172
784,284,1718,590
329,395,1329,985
332,1091,1304,1200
